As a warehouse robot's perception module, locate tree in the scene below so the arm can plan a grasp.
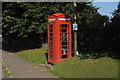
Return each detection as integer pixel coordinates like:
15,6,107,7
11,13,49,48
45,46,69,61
2,2,109,51
2,2,99,38
2,2,75,51
2,2,49,38
104,1,120,54
76,3,109,51
111,1,120,22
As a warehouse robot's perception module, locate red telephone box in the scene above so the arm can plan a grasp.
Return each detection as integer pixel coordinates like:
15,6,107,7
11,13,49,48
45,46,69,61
48,13,72,64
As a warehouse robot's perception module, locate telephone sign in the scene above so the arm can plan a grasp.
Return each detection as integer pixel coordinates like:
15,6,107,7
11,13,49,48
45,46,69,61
73,24,78,30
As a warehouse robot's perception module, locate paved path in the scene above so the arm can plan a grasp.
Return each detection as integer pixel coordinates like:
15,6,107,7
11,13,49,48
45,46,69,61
0,50,2,80
0,40,2,79
2,51,57,78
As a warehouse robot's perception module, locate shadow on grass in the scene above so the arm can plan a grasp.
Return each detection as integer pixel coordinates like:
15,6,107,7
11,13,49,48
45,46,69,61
77,50,119,60
45,52,54,65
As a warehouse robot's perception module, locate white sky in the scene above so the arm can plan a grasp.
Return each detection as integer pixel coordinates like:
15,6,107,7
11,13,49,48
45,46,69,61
94,0,120,2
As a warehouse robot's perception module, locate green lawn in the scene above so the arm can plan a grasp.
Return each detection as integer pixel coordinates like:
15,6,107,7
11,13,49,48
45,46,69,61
17,48,47,64
16,48,119,78
50,57,118,78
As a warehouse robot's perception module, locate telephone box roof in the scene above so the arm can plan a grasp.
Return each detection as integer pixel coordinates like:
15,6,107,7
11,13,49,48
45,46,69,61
48,13,72,18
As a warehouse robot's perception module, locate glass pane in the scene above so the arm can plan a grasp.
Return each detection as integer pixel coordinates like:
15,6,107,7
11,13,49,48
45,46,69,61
61,38,68,41
50,33,53,36
50,50,53,54
61,29,68,32
49,46,53,49
50,55,53,58
61,55,68,58
49,29,53,32
61,33,68,37
61,24,68,28
49,38,53,41
62,42,68,45
49,42,53,45
61,50,69,54
49,24,53,28
62,46,69,49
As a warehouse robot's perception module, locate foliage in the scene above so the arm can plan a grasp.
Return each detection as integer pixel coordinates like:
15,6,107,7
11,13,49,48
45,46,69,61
2,2,101,38
104,1,120,54
78,13,109,51
2,2,74,38
2,2,109,51
2,2,49,38
111,1,120,22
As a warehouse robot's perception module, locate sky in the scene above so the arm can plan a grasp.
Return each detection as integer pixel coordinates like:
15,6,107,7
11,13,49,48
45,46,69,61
92,0,119,18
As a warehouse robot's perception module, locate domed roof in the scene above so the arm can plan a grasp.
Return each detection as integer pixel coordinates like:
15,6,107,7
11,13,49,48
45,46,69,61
52,13,66,16
48,13,71,19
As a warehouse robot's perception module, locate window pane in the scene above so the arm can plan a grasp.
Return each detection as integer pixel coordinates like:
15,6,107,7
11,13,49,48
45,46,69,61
61,55,68,58
50,55,53,58
49,29,53,32
62,42,68,45
49,42,53,45
49,50,53,54
50,33,53,36
61,24,68,28
61,38,68,41
49,24,53,28
61,50,69,54
62,46,69,49
61,29,68,32
61,33,68,37
49,38,53,41
49,46,53,49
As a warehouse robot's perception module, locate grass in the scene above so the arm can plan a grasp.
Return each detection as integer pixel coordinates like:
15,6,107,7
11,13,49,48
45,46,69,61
50,57,118,78
2,63,13,78
4,73,13,77
16,48,119,78
2,64,8,69
16,48,47,64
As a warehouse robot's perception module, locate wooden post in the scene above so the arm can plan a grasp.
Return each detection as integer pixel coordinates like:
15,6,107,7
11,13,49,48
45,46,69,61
73,2,78,57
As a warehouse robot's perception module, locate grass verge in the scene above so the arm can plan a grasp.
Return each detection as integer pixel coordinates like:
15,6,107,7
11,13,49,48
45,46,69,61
16,48,119,78
50,57,118,78
16,48,47,64
2,63,13,78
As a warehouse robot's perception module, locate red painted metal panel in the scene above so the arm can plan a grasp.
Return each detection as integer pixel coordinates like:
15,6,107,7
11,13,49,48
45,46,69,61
48,13,72,64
